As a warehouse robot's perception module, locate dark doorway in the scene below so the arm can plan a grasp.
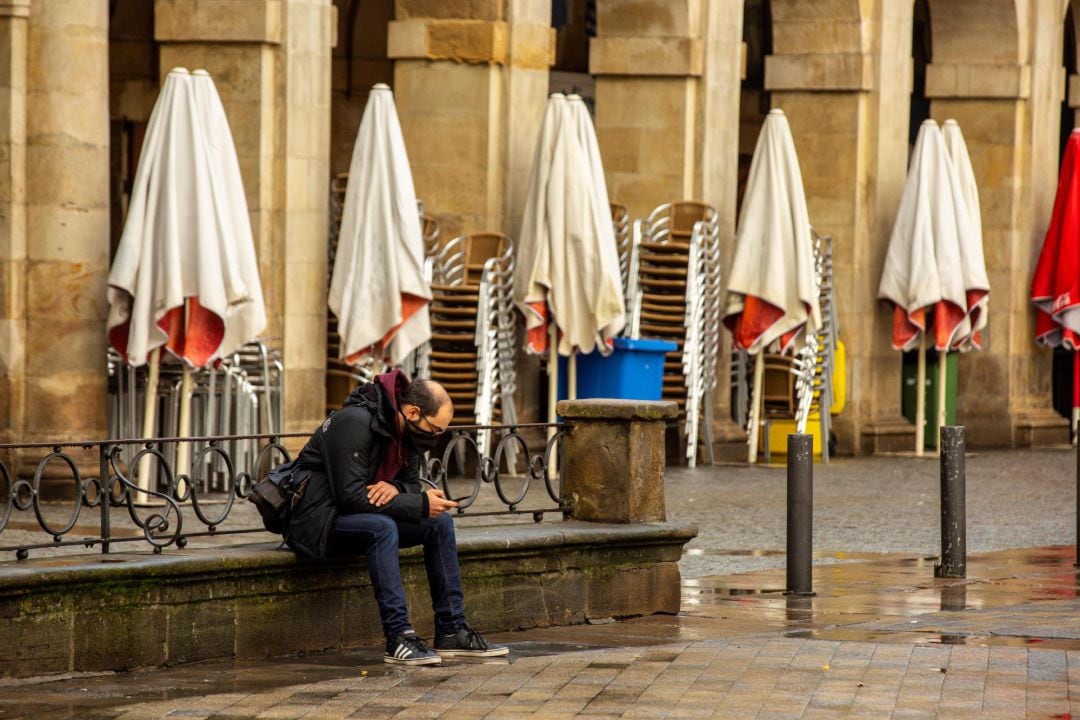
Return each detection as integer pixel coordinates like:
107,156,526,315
1053,4,1079,422
738,0,772,210
909,0,932,151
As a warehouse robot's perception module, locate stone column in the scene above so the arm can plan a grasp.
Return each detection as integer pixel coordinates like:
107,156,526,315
923,0,1067,446
766,0,915,453
0,0,29,444
589,0,703,220
557,399,675,523
156,0,332,435
21,0,110,443
388,0,554,239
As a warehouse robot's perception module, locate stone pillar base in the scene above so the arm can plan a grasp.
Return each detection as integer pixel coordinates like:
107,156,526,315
860,418,917,455
557,399,677,523
1013,410,1070,448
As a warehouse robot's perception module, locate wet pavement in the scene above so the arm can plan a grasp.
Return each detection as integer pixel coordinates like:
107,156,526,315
668,448,1077,578
2,449,1080,717
3,544,1080,718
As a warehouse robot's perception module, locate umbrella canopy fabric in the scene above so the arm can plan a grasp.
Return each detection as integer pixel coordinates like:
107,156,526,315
1032,130,1080,348
878,119,989,352
514,93,625,357
107,67,266,368
329,83,431,366
942,119,988,350
723,109,820,355
567,94,618,261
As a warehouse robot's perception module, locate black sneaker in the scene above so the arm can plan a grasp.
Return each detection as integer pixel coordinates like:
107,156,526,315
434,623,509,658
384,631,441,665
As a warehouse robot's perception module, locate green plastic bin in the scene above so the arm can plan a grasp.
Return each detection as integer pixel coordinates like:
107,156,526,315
901,350,958,450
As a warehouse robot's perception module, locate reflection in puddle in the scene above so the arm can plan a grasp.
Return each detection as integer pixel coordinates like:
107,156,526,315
939,585,967,612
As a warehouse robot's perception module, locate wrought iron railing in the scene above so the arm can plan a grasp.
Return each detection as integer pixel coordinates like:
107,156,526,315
0,424,568,560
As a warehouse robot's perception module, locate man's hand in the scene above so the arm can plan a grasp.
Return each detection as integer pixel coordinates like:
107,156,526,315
425,488,459,517
367,481,399,507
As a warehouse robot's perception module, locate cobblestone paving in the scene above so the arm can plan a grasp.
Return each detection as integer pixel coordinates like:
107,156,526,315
6,636,1080,720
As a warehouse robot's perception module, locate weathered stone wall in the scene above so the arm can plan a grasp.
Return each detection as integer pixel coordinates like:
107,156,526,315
389,0,554,241
0,0,30,447
21,0,111,444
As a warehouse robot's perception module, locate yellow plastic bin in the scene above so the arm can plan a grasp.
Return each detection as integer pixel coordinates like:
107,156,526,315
760,340,845,458
766,414,824,457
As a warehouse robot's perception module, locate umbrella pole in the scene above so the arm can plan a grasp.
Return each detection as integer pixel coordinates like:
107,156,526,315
547,318,559,428
1073,351,1079,446
747,352,765,464
915,335,926,457
937,349,948,449
177,364,193,492
547,318,558,482
136,347,160,503
568,352,578,401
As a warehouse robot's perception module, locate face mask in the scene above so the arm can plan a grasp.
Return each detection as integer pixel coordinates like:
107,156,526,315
401,410,442,452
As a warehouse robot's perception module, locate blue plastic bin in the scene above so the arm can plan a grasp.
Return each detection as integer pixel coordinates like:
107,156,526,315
557,337,678,401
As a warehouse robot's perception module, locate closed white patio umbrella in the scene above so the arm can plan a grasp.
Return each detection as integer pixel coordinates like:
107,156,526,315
723,109,820,463
329,84,431,367
514,93,625,425
878,119,989,454
108,68,266,492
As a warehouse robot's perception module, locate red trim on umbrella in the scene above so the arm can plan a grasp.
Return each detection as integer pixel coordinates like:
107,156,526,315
107,297,226,367
525,302,550,354
345,293,429,365
1033,132,1080,348
161,298,225,367
723,295,785,352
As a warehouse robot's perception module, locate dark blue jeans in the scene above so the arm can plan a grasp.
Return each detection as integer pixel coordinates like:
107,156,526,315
329,512,466,640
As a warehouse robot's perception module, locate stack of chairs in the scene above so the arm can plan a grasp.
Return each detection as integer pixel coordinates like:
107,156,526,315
425,233,518,457
106,340,283,493
626,201,722,467
791,230,838,461
743,230,838,463
610,203,631,302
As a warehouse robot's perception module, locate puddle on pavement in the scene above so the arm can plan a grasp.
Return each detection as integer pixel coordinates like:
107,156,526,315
783,627,1080,651
682,548,936,563
683,586,787,596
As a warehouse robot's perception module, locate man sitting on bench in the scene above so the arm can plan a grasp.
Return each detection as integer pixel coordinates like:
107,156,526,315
287,369,508,665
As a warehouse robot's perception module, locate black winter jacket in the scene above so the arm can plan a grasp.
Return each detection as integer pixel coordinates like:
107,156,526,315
286,382,430,559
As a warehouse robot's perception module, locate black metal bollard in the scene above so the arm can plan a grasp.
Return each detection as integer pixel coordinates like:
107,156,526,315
785,434,814,596
934,425,967,579
1075,438,1080,567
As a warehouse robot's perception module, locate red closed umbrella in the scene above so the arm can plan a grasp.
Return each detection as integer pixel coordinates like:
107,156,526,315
1031,130,1080,437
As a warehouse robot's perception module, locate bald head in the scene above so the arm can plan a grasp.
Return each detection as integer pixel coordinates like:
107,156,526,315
399,378,454,429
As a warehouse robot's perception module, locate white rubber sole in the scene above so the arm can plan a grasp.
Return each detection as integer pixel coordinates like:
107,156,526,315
435,646,510,658
383,654,442,665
